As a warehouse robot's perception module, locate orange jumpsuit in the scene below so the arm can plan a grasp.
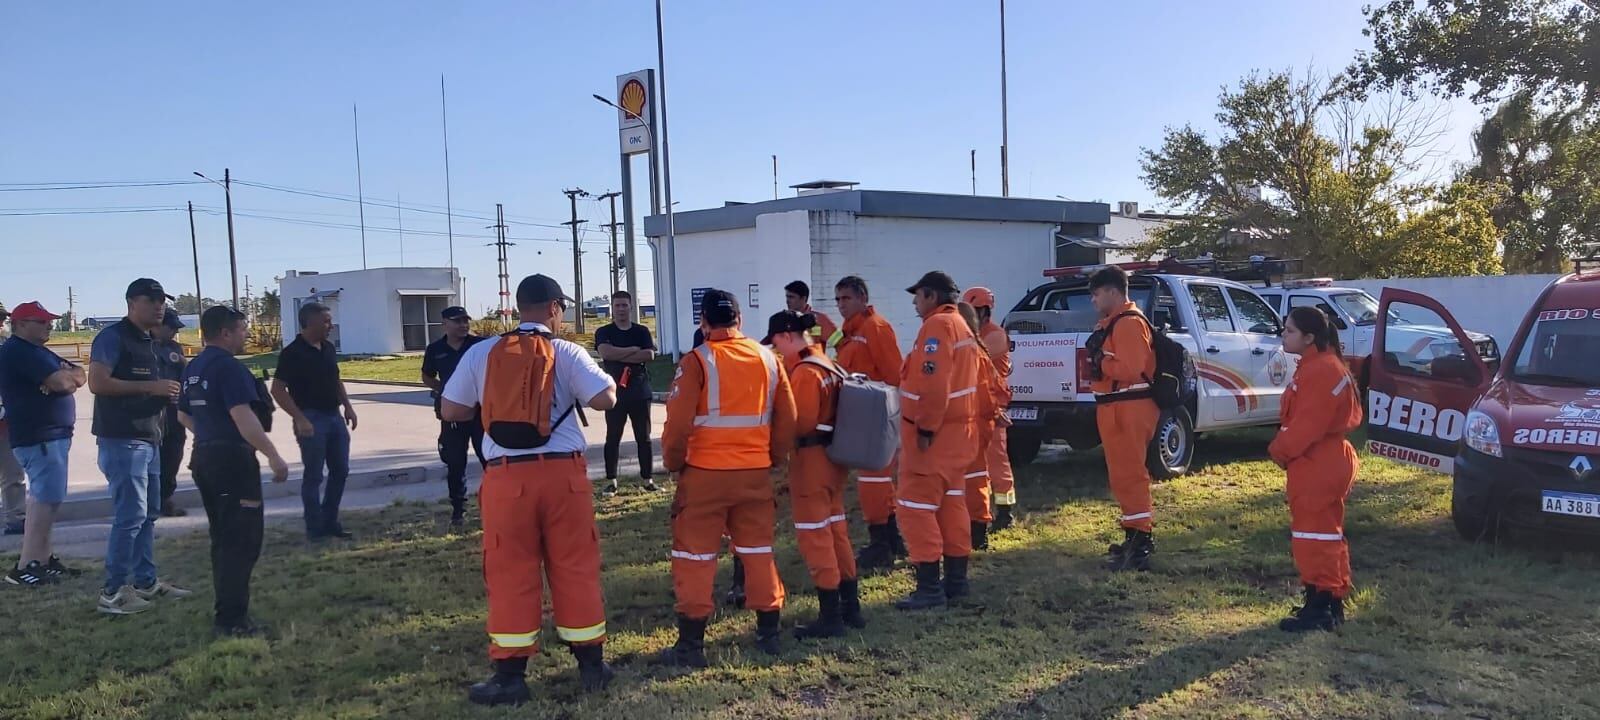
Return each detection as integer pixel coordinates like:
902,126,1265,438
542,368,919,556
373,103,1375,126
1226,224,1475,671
1268,346,1362,598
664,329,798,620
787,347,856,590
805,305,839,353
1091,303,1160,533
964,351,1006,524
897,304,982,563
834,306,904,525
979,321,1017,508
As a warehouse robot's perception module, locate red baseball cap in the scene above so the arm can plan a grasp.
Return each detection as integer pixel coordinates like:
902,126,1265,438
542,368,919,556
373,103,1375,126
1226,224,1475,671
9,301,60,323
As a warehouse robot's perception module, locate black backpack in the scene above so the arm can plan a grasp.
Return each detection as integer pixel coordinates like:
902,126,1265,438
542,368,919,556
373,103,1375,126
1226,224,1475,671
1097,311,1190,410
252,369,277,432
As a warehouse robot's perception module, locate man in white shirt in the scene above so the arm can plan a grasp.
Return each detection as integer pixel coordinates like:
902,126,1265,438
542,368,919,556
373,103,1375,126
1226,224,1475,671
441,274,617,705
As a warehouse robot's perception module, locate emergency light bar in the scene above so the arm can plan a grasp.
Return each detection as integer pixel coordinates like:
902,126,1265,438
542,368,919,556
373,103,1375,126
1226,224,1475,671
1280,278,1335,289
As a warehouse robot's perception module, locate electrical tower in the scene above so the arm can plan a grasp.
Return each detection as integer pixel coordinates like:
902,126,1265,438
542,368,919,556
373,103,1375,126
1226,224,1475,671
486,204,514,326
562,188,590,333
596,191,622,296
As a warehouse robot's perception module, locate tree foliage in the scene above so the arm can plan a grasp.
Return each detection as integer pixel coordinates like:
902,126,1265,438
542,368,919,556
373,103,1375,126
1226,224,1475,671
1138,70,1501,278
1345,0,1598,106
172,293,218,315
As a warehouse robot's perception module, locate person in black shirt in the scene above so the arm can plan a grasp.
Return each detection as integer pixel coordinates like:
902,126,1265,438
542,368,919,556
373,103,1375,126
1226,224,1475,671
420,306,485,525
154,308,189,517
270,301,358,541
594,291,657,495
178,306,289,637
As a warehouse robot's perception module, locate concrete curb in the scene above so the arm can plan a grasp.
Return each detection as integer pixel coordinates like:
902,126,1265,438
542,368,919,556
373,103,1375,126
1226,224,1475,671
343,379,427,388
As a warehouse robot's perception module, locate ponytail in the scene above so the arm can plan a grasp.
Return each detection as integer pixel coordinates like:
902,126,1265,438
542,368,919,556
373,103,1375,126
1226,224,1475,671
957,302,989,355
1286,305,1343,356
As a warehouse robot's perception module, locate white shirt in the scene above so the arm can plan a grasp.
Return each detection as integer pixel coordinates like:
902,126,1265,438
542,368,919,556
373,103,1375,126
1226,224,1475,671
441,322,615,459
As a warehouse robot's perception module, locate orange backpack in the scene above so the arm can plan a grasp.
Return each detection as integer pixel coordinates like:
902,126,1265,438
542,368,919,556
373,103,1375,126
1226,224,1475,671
481,329,578,449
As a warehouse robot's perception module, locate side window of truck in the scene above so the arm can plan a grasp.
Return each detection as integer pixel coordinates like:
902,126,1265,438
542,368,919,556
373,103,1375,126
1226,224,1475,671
1153,282,1188,334
1226,287,1282,335
1258,292,1283,314
1189,283,1235,333
1289,294,1337,317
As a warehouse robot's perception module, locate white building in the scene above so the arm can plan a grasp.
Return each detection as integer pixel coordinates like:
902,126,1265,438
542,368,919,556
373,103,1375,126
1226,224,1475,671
278,267,462,355
1095,201,1182,265
643,183,1110,353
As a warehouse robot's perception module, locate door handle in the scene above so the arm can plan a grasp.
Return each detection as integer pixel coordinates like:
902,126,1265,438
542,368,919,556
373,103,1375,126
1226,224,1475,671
1205,346,1221,354
1251,348,1266,356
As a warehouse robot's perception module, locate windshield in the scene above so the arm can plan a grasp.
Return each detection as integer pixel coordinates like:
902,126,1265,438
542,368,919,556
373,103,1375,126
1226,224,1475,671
1512,312,1600,387
1330,292,1403,327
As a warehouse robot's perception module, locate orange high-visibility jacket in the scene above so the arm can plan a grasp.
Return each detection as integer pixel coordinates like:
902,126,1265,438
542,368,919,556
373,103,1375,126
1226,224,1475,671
664,329,797,472
836,307,903,387
900,304,983,436
1269,346,1362,466
980,319,1011,379
1091,302,1156,396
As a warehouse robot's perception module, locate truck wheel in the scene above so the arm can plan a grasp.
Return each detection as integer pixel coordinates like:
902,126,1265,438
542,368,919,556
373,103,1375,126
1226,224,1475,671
1146,407,1195,480
1451,490,1498,542
1008,429,1043,467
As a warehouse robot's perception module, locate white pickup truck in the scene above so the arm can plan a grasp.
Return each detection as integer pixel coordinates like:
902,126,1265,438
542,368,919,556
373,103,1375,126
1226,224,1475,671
1003,267,1298,478
1252,279,1500,367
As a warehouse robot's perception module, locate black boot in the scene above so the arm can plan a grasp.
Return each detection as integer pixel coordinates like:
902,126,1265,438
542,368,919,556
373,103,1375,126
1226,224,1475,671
467,657,531,706
943,555,970,601
895,561,947,610
450,500,466,527
794,588,845,640
755,610,782,655
855,524,895,572
1105,527,1136,563
838,577,867,629
724,559,746,608
887,514,909,558
1108,530,1154,572
659,615,710,668
991,504,1014,531
570,643,614,693
971,522,989,551
1279,588,1341,632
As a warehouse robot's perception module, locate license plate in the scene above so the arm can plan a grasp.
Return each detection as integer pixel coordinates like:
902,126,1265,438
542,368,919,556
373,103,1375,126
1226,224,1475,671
1007,406,1038,422
1541,491,1600,518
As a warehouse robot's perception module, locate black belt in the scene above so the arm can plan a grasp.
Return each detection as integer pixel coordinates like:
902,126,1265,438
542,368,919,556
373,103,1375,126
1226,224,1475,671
194,439,252,449
797,432,832,449
1095,389,1153,405
489,451,583,467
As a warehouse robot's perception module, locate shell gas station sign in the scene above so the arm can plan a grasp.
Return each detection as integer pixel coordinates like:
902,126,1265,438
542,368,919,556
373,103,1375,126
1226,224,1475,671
616,70,654,155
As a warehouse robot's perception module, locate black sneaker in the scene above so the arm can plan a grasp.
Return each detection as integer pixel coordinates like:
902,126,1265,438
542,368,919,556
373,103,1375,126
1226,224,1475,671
328,530,354,540
46,556,83,578
6,561,56,587
602,480,619,497
214,618,268,638
450,508,466,527
641,478,660,492
161,502,188,517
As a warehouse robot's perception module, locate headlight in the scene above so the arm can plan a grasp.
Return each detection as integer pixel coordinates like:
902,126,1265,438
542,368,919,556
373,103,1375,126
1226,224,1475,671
1463,410,1502,458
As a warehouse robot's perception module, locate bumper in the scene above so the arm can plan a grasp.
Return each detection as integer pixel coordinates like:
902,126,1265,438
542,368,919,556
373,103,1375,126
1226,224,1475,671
1455,446,1600,535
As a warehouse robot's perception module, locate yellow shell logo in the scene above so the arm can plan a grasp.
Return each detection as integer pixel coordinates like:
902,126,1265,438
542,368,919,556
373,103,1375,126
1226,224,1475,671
620,79,647,119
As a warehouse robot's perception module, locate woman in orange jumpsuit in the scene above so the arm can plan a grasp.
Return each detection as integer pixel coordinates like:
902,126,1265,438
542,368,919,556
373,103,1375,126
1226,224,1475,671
1269,306,1362,632
957,303,1008,551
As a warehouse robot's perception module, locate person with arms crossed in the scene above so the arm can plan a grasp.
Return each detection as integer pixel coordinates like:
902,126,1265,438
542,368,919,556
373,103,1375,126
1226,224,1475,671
1,302,85,586
594,290,658,495
442,274,618,705
271,302,359,541
154,308,189,517
89,279,192,614
421,305,486,526
177,306,290,637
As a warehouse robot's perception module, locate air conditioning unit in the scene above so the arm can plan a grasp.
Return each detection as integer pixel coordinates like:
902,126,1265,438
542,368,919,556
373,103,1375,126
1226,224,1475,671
1118,201,1139,217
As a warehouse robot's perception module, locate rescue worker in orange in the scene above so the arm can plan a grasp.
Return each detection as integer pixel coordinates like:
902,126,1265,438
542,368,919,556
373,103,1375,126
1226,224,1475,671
961,287,1018,533
832,275,907,570
660,289,798,666
785,280,839,353
956,302,1008,551
896,271,983,610
440,274,618,705
1087,266,1161,572
763,310,866,638
1270,306,1362,632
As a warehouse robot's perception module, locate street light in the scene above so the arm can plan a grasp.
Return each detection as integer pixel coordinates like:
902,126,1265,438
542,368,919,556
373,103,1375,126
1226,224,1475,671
593,93,677,353
194,169,240,310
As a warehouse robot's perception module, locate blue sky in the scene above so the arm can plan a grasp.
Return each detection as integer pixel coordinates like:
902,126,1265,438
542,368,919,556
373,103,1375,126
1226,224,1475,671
1,1,1484,318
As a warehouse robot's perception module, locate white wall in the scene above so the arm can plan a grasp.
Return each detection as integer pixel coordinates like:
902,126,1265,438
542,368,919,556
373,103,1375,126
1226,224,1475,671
278,267,459,355
1103,214,1170,264
669,226,764,349
1338,274,1563,348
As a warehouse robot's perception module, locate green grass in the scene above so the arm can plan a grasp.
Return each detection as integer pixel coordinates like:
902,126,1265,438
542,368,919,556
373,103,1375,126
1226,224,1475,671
6,433,1600,718
233,351,423,384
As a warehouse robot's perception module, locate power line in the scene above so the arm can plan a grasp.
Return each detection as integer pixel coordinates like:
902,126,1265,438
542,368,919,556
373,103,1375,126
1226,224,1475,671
0,207,184,216
0,180,206,192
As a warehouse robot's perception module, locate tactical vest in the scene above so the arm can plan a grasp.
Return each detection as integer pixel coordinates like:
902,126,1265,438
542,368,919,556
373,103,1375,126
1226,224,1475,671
92,319,168,442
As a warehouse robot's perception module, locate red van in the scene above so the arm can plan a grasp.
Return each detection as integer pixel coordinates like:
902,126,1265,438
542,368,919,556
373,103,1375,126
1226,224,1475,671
1363,262,1600,540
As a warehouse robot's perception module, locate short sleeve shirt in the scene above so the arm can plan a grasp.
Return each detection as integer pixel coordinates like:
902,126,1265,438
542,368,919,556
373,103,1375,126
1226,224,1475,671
275,335,342,412
179,346,261,445
440,323,614,459
421,334,484,415
0,336,76,447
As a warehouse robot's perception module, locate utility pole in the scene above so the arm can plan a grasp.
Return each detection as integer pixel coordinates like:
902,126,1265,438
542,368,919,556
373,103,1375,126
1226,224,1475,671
244,275,253,323
656,0,680,356
971,149,977,195
562,188,590,333
67,286,76,331
440,74,456,269
486,204,513,326
596,191,621,296
772,155,779,199
191,169,238,309
999,0,1011,197
187,201,203,310
354,104,368,269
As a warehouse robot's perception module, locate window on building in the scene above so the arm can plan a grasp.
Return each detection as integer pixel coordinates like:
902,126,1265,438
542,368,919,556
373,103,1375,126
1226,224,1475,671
402,295,451,350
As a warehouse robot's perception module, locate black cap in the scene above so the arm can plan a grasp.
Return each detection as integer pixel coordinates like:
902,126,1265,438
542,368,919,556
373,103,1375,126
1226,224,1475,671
515,274,574,307
906,270,959,296
761,310,816,345
126,278,175,302
162,308,185,329
700,289,740,328
441,306,470,321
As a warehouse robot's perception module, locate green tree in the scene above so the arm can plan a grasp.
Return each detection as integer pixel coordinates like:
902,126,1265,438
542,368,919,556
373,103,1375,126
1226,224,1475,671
172,293,219,315
1345,0,1598,106
259,289,281,320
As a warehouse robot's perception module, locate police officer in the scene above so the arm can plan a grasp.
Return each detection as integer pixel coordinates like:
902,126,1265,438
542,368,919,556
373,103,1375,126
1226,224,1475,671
178,306,289,637
154,308,188,517
421,306,485,526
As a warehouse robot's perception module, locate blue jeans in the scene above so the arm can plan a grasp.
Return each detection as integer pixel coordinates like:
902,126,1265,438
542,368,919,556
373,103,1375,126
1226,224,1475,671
297,409,351,537
98,438,160,594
